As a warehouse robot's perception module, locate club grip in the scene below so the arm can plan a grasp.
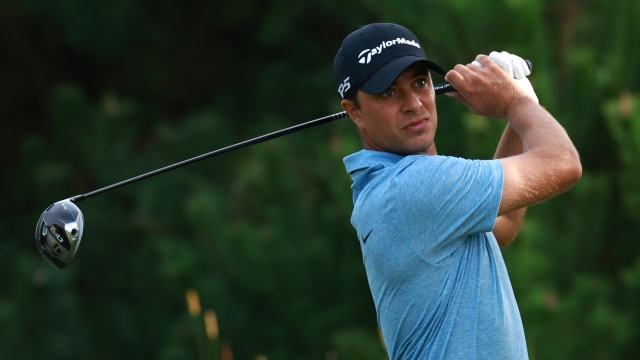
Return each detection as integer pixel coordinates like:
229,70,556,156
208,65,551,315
434,83,455,95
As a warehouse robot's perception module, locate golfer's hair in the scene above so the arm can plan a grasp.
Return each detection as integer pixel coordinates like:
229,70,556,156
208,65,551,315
351,91,361,109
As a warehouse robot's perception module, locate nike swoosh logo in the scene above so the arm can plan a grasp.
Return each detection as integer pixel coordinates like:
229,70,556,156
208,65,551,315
362,229,373,244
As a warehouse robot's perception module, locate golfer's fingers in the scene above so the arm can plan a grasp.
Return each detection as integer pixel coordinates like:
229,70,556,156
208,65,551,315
445,70,464,91
488,51,510,76
467,56,487,71
474,54,495,69
508,52,530,78
445,65,476,91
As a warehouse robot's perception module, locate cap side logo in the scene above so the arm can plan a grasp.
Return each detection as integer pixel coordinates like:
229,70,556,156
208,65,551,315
338,77,351,99
357,38,421,65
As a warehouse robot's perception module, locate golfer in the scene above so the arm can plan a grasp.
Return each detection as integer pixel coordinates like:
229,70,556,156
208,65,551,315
334,23,581,359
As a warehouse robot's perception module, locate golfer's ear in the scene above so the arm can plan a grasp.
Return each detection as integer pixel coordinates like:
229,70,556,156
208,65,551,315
341,99,362,126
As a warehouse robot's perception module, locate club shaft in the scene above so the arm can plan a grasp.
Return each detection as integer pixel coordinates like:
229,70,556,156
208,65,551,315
68,75,512,203
69,111,350,203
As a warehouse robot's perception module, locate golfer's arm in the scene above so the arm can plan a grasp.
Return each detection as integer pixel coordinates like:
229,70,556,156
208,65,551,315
493,209,526,247
492,123,527,247
497,98,582,216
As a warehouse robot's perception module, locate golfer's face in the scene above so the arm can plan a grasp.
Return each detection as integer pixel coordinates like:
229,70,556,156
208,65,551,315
356,63,438,155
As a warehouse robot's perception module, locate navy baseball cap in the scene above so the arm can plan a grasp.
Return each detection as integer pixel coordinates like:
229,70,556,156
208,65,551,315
333,23,446,100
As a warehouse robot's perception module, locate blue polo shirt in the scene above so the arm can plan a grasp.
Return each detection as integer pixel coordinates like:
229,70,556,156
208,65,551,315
344,150,527,360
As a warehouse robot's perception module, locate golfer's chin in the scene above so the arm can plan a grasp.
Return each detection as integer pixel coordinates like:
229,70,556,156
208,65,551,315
404,143,436,156
399,133,436,155
387,138,436,156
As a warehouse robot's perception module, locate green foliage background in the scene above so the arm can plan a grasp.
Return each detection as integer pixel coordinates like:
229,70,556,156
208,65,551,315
1,0,640,358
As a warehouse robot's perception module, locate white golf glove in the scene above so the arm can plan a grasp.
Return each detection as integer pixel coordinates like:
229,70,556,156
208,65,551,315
472,51,538,103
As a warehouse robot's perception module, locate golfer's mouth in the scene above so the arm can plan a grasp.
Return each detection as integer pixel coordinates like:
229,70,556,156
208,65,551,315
404,118,428,132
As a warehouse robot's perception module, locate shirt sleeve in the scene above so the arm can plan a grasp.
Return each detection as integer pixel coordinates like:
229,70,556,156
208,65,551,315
390,156,504,264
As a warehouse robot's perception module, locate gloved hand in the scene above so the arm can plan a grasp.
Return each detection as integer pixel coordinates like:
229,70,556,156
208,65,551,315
472,51,538,103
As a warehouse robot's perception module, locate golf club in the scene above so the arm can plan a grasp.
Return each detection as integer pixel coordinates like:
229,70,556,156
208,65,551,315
35,60,533,270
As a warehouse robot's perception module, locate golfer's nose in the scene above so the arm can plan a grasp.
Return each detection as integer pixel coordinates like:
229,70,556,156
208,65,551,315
401,90,423,113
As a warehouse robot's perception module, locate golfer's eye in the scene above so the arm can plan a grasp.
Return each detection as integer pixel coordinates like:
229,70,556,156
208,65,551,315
383,89,394,97
415,79,427,87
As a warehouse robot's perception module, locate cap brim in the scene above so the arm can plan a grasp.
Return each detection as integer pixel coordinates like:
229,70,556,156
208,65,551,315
359,56,446,95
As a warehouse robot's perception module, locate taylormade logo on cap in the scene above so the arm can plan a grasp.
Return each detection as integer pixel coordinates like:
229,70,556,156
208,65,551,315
357,38,421,65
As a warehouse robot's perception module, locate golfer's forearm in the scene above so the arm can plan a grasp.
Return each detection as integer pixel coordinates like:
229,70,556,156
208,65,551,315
493,124,527,245
506,98,580,169
493,207,526,247
494,123,523,159
494,97,581,215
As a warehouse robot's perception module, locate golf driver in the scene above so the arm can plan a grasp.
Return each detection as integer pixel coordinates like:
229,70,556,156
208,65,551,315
35,59,533,270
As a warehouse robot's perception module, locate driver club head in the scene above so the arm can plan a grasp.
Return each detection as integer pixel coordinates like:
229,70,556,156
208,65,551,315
35,200,84,270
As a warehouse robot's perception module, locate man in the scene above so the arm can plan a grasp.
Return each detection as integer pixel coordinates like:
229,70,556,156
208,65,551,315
334,23,581,359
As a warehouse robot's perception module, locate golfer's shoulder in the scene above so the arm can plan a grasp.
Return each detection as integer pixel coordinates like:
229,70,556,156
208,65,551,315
389,155,502,198
393,155,500,179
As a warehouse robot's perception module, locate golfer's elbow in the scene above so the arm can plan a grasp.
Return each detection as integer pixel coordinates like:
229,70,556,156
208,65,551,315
570,158,582,185
558,148,582,192
497,233,517,248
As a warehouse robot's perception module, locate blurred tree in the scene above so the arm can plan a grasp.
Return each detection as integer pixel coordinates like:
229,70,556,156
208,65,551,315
1,0,639,359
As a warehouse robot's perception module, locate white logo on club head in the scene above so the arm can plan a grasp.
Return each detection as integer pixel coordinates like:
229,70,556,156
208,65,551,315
357,38,421,65
338,77,351,99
